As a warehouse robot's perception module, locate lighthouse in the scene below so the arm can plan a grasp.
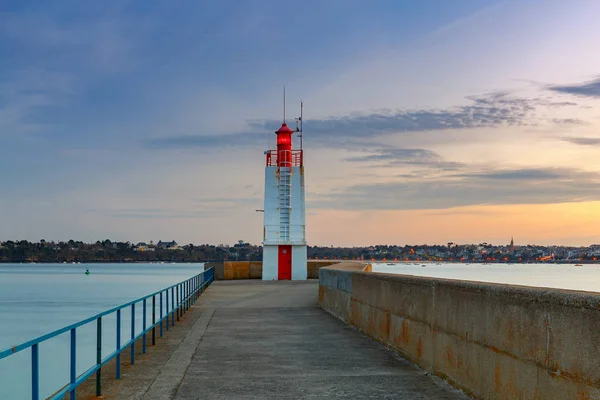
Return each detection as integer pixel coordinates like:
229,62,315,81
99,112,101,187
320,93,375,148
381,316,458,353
262,103,307,280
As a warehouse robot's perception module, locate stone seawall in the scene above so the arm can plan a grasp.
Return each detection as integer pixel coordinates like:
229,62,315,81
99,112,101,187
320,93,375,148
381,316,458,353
205,260,343,280
319,264,600,399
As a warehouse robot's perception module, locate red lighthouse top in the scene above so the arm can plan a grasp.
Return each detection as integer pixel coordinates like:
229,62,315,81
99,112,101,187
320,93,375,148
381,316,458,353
266,122,302,167
276,122,293,147
276,122,293,167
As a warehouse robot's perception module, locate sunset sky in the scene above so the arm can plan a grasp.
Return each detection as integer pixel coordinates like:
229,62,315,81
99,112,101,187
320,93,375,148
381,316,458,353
1,0,600,246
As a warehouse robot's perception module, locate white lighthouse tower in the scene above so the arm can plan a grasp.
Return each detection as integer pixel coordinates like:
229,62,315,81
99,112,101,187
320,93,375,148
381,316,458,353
262,102,307,280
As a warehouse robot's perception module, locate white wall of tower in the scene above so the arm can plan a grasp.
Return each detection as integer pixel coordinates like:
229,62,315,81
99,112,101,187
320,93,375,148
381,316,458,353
263,166,279,245
289,166,306,244
292,245,307,280
262,161,307,280
262,245,278,280
263,165,306,246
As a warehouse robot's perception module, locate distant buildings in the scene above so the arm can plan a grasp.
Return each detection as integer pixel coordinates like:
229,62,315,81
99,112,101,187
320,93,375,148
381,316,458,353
156,240,180,250
134,240,181,251
134,242,155,252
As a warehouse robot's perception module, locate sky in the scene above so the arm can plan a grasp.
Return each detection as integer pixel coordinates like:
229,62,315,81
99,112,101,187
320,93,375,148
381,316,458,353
1,0,600,246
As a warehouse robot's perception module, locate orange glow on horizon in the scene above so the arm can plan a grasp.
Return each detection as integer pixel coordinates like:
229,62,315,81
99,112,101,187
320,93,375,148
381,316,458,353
307,201,600,246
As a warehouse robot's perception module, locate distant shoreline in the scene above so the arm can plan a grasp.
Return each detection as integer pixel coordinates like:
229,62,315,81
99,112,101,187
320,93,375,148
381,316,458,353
1,260,598,265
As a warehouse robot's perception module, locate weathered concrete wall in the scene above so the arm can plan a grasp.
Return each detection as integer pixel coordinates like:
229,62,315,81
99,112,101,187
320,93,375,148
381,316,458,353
205,260,346,280
319,265,600,400
204,262,224,280
204,262,260,280
249,261,262,279
307,260,347,278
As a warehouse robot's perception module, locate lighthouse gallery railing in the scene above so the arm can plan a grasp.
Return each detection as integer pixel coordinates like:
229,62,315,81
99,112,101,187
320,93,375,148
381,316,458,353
0,267,214,400
265,150,303,167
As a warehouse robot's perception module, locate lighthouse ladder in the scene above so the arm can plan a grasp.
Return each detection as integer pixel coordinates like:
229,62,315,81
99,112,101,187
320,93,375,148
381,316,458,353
279,166,292,242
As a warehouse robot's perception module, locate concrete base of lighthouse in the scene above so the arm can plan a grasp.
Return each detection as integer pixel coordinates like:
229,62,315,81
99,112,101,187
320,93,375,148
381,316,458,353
262,245,307,281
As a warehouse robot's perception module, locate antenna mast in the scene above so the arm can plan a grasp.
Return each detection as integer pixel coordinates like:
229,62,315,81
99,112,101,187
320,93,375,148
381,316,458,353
283,85,286,123
300,101,303,150
295,101,304,150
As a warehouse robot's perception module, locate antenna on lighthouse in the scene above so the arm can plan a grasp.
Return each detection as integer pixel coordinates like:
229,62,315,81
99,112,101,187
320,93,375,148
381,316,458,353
300,101,303,150
295,101,303,150
283,85,286,123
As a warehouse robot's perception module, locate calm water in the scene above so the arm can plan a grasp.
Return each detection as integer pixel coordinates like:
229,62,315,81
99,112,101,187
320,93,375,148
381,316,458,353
3,262,599,398
0,263,204,399
372,262,600,293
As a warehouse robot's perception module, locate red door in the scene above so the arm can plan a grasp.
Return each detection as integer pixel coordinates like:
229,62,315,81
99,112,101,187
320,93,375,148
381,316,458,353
278,245,292,280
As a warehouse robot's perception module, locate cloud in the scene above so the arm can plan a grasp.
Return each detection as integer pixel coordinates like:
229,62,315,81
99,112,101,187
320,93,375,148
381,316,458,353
104,209,217,219
253,91,540,139
344,147,464,171
549,77,600,98
195,196,262,207
450,168,570,181
309,167,600,211
89,195,263,219
148,90,577,150
145,133,265,150
0,11,149,136
552,118,585,125
345,148,441,163
561,137,600,147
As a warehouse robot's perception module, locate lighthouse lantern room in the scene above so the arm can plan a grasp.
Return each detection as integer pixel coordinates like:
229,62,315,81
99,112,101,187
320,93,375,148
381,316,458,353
262,102,307,280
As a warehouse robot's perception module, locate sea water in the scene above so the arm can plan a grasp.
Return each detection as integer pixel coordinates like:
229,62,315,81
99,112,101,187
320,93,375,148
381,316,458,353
372,262,600,293
0,263,204,399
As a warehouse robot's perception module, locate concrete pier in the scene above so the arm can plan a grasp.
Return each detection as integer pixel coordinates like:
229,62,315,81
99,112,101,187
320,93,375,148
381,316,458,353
320,264,600,399
88,280,468,399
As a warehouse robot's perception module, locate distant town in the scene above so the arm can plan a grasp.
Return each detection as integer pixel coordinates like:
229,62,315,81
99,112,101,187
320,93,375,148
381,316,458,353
1,238,599,263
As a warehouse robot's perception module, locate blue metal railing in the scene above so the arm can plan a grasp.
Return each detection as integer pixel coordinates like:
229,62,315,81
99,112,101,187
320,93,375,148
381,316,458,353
0,267,214,400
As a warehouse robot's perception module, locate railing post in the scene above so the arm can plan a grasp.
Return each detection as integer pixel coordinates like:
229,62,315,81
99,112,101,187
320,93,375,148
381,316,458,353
116,309,121,379
160,292,164,337
171,287,175,326
142,298,147,354
166,288,170,331
177,284,180,321
159,291,163,337
130,304,135,365
152,295,156,346
96,317,102,397
70,328,76,400
32,344,39,400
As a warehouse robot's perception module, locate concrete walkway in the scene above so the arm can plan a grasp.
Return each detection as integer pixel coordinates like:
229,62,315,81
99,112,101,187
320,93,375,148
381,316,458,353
87,280,470,399
151,280,469,400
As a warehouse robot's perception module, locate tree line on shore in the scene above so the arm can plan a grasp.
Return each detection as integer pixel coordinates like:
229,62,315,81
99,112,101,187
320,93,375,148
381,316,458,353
1,240,598,263
0,240,260,263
